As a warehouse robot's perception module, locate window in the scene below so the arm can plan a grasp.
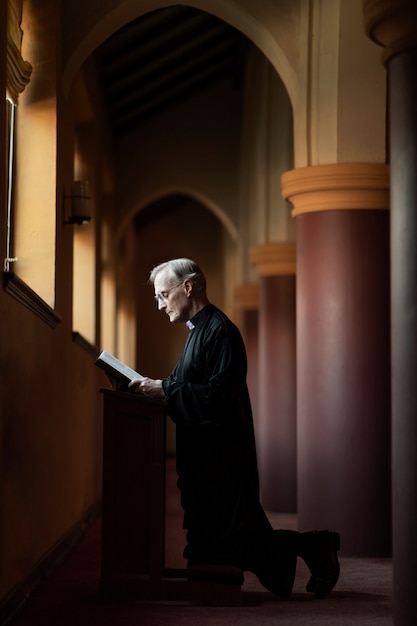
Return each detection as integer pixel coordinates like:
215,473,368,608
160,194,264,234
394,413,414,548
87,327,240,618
3,0,60,327
4,0,31,272
4,97,17,272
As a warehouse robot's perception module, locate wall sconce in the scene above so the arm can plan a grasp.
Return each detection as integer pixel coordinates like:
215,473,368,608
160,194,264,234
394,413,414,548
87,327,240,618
63,180,91,225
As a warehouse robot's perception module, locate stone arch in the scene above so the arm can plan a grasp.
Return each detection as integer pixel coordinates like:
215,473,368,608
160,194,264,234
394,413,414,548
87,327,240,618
62,0,298,112
117,186,239,246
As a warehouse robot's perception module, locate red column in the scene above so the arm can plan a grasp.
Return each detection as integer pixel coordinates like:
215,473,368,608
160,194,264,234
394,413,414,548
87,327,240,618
234,284,259,433
283,163,391,556
250,244,297,513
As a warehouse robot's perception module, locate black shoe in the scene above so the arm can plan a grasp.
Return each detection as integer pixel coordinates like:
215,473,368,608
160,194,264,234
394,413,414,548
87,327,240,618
300,531,340,599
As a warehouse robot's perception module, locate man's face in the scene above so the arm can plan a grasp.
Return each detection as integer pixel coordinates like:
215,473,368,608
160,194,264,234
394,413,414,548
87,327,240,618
153,270,190,323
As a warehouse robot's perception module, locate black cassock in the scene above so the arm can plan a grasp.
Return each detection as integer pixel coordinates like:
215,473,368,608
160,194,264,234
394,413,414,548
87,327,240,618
162,303,274,568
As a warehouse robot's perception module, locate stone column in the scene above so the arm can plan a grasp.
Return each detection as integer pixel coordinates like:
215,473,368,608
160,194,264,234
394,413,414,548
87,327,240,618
282,162,391,555
249,243,297,513
234,283,259,432
364,1,417,623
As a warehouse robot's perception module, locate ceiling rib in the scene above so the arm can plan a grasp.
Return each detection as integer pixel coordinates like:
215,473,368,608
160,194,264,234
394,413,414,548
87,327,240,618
94,6,246,135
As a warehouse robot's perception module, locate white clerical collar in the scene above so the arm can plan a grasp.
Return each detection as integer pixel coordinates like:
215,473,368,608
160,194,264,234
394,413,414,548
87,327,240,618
186,320,195,330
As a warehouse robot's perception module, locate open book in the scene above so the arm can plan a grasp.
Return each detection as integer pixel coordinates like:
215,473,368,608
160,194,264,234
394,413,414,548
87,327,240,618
95,350,143,391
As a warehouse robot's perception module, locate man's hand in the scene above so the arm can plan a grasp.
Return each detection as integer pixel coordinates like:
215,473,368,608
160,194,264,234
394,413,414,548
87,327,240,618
128,377,166,401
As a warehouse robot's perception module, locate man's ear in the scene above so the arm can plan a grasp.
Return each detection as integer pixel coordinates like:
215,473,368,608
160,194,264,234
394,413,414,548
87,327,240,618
184,279,193,295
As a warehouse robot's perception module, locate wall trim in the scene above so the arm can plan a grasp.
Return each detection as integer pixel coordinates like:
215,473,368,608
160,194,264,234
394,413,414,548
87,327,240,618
249,242,296,276
281,163,390,217
363,0,417,65
72,331,99,357
3,272,62,328
234,283,259,310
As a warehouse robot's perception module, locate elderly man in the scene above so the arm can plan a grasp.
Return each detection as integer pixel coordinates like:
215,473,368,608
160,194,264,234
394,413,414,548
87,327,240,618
129,257,340,599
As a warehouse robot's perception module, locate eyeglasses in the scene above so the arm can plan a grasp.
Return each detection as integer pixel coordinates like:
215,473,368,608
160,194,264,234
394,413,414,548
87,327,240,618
154,282,183,304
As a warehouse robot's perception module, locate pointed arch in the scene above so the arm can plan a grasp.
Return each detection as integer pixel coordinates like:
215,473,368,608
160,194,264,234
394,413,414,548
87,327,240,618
117,186,239,246
62,0,298,111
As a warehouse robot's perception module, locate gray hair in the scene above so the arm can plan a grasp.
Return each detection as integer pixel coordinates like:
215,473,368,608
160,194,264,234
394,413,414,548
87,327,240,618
149,258,206,292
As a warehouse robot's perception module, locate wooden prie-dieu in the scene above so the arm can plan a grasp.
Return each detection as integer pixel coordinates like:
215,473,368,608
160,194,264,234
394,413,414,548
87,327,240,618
99,389,243,605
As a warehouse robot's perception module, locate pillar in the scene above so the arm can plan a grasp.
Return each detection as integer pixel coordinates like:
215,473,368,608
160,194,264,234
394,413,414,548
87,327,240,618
282,162,391,556
234,284,259,429
250,243,297,513
364,1,417,623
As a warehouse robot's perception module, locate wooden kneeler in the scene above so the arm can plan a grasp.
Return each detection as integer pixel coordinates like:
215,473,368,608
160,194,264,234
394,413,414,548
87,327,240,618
186,564,244,605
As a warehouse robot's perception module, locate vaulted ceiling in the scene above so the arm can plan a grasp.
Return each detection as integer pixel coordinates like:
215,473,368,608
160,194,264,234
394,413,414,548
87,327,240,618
93,5,248,136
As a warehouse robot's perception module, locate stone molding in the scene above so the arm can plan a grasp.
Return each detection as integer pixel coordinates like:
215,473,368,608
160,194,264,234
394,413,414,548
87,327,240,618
281,162,390,217
233,283,259,311
249,242,296,277
363,0,417,64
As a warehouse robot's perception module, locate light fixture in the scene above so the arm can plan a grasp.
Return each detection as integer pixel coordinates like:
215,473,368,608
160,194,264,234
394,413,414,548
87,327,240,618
63,180,91,225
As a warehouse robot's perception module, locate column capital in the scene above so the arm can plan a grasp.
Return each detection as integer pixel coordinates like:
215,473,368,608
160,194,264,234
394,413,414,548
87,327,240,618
234,283,259,311
249,242,296,277
281,162,390,217
363,0,417,65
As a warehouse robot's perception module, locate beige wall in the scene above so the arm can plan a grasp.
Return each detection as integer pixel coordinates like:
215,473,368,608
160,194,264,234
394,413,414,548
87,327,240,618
0,1,109,600
0,256,105,602
116,77,242,239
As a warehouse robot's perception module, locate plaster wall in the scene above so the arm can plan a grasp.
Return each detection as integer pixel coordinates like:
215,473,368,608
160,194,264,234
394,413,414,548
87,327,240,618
116,77,241,241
